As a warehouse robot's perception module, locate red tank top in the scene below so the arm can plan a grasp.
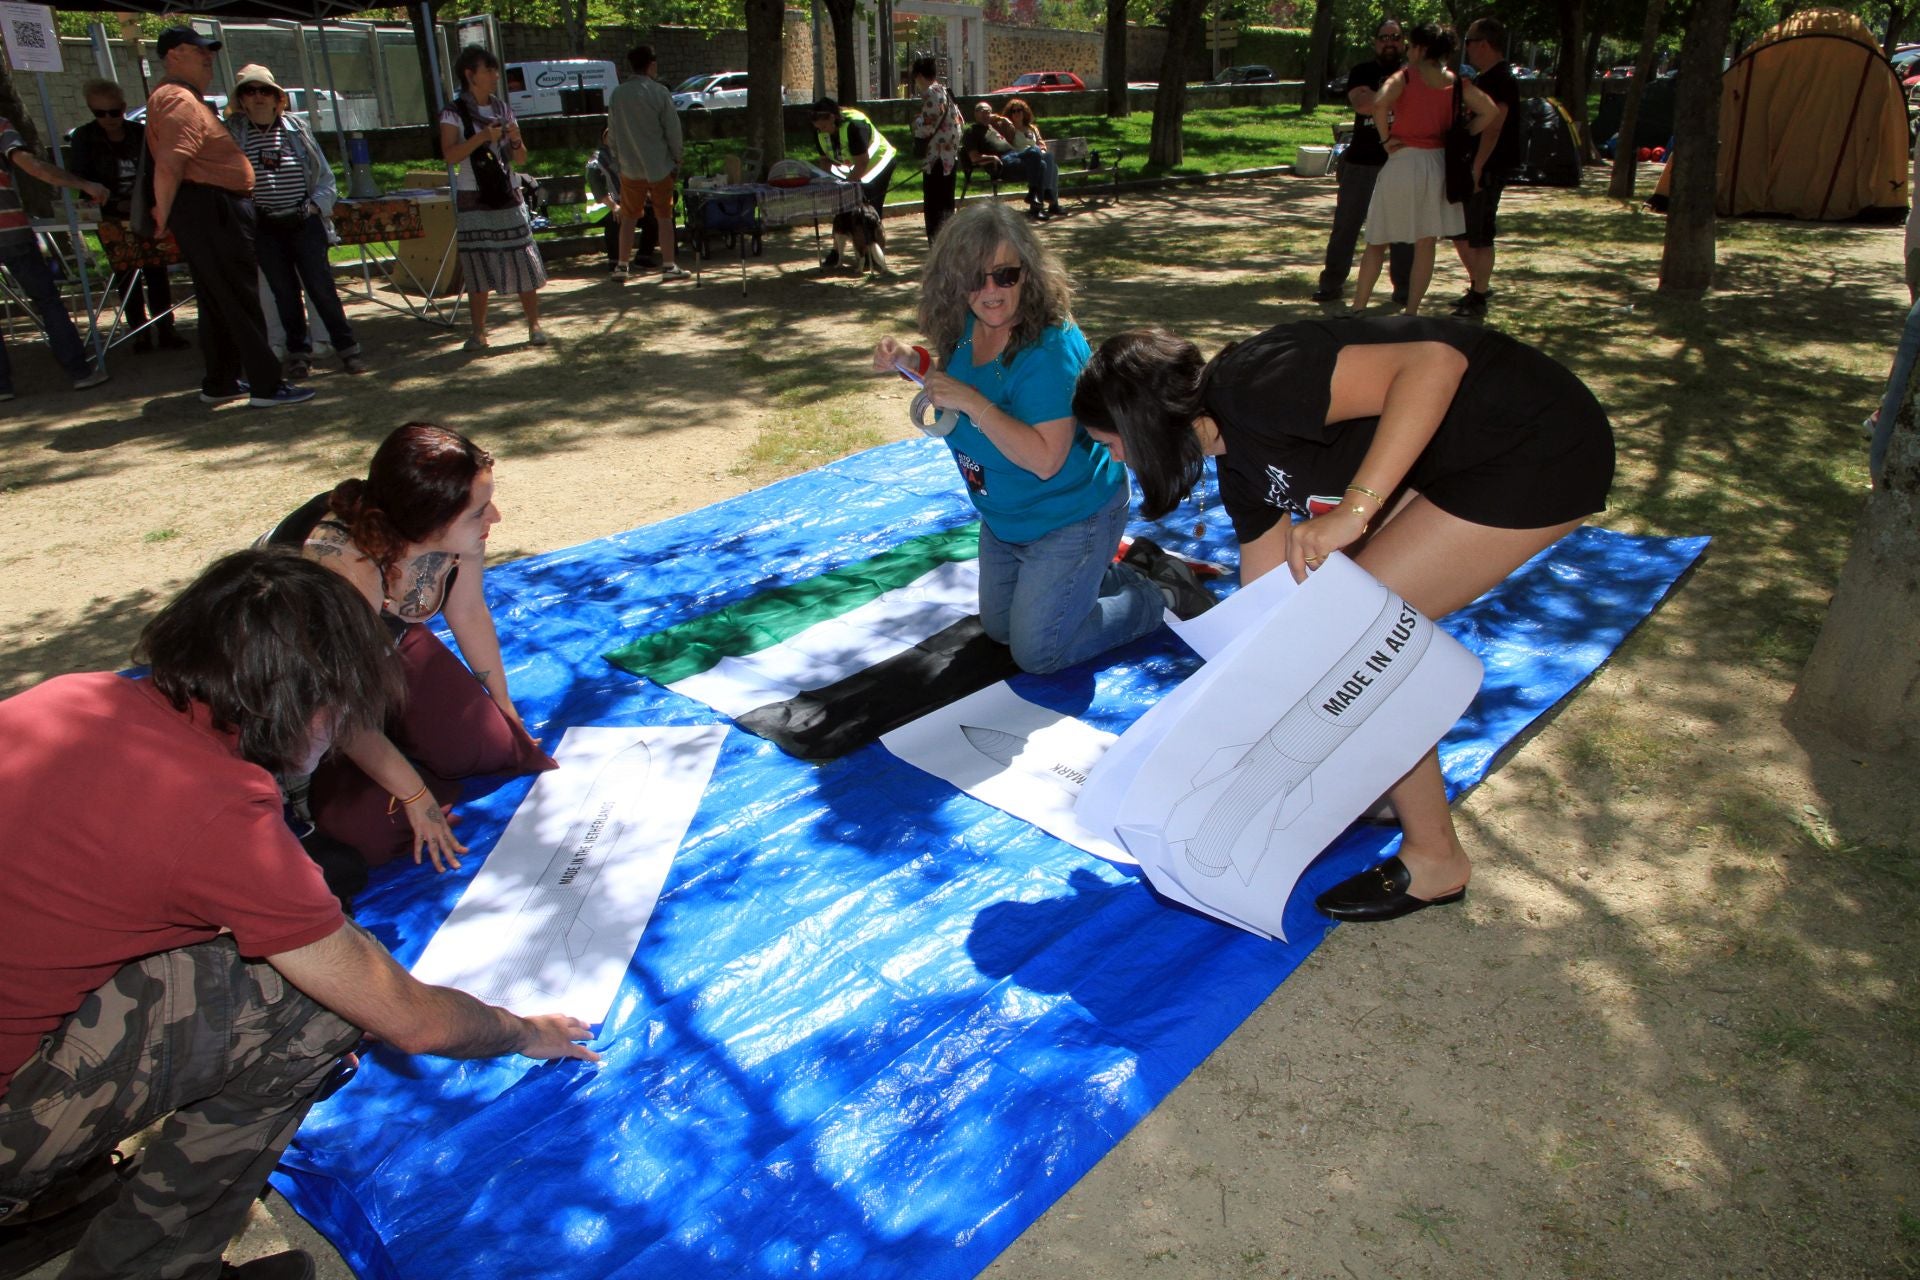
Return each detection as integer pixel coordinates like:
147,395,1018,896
1391,69,1453,150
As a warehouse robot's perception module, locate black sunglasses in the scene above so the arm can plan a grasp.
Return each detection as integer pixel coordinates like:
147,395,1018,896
972,265,1024,290
91,107,124,118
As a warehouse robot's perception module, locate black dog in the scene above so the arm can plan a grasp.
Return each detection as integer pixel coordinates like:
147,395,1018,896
825,206,890,276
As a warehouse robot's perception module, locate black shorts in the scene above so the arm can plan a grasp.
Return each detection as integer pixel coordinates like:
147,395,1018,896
1453,181,1504,249
1418,353,1616,529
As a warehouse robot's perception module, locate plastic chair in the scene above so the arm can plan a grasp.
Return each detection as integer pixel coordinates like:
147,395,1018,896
691,190,763,295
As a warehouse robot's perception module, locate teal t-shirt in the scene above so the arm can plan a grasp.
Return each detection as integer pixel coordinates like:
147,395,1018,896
942,317,1126,544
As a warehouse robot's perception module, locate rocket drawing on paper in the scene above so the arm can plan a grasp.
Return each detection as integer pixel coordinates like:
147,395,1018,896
960,724,1105,795
1163,593,1434,884
488,737,652,1001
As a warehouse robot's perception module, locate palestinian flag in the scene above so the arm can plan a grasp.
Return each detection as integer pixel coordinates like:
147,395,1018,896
605,524,1020,761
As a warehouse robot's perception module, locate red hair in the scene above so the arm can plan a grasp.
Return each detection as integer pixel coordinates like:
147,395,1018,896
328,423,493,572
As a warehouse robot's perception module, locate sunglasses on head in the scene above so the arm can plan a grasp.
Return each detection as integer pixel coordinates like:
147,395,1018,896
91,106,124,118
972,264,1024,290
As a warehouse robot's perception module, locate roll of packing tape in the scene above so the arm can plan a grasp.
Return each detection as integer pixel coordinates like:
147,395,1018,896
911,389,959,438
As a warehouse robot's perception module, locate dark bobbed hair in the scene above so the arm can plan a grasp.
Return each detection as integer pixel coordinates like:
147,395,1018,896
136,550,404,774
328,423,494,575
1405,22,1456,62
628,44,656,73
1072,329,1210,520
453,44,500,92
911,55,938,83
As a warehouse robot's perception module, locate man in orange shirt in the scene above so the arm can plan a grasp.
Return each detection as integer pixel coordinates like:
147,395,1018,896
146,27,313,408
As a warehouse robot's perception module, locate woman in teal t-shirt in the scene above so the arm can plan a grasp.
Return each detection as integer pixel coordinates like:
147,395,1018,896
872,202,1203,673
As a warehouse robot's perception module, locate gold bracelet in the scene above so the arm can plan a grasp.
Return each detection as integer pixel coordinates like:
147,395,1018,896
386,784,430,815
1343,503,1373,534
1346,484,1385,505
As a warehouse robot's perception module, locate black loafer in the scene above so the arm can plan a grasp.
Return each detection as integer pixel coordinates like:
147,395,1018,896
1309,286,1340,303
1316,855,1465,922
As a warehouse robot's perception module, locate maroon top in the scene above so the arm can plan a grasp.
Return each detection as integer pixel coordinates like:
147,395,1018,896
1391,70,1454,150
0,673,343,1095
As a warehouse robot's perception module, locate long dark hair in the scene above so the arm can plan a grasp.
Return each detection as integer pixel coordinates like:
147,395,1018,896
452,44,500,95
137,550,405,774
328,423,493,575
1072,329,1209,520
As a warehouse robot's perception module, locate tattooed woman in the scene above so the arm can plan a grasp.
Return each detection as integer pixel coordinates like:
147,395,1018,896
262,423,554,875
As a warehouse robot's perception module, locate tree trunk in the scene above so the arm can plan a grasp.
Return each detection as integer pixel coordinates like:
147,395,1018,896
1299,0,1335,111
1886,6,1913,55
1104,0,1130,117
1149,0,1208,164
1553,0,1587,157
1657,0,1734,292
744,0,788,161
564,0,588,57
823,0,859,105
1787,378,1920,752
1607,0,1667,200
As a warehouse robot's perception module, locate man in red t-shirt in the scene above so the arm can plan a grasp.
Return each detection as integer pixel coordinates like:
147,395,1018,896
0,552,596,1280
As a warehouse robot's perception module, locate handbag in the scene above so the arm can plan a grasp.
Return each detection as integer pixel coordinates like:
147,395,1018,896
1443,75,1477,204
453,97,520,210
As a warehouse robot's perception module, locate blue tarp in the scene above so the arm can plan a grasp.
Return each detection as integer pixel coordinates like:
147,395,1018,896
271,436,1708,1280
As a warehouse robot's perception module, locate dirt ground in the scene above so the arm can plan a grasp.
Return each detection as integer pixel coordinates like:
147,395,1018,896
7,176,1917,1280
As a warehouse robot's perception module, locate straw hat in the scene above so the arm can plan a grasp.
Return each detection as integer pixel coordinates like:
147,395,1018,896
233,63,286,96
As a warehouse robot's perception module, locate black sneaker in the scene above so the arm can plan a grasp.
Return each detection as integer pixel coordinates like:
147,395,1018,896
248,384,316,408
820,248,841,269
1309,286,1341,303
1449,289,1489,317
199,381,250,405
1391,290,1409,307
1123,536,1216,620
219,1251,316,1280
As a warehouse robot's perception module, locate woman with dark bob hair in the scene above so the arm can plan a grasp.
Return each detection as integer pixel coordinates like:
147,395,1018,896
263,422,554,873
1072,315,1615,922
870,201,1202,674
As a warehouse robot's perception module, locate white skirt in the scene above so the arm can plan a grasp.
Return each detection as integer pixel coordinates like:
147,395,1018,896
1364,146,1465,244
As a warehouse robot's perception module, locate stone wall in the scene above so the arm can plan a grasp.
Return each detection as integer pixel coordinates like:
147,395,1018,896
984,27,1103,89
7,38,126,150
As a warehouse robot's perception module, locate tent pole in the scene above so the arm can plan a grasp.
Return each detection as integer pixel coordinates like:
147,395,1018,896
315,20,353,159
33,72,101,367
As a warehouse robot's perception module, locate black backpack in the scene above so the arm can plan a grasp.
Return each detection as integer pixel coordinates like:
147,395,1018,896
452,97,519,210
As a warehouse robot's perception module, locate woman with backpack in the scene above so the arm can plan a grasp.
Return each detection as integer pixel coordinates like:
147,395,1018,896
438,45,548,351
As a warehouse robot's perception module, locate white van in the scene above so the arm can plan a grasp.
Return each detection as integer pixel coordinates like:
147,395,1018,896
504,59,619,117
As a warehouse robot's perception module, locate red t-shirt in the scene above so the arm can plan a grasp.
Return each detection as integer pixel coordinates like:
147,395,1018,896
1391,70,1454,150
0,673,345,1096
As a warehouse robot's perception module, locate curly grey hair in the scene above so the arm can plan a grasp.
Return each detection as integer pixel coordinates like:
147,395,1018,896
917,201,1074,363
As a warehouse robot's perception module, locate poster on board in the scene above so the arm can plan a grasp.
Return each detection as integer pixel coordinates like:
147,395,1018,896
0,3,62,73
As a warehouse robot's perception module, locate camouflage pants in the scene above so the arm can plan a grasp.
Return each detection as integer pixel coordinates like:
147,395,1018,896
0,937,357,1279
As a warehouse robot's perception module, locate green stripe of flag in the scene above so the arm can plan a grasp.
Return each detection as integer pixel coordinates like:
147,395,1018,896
605,523,981,686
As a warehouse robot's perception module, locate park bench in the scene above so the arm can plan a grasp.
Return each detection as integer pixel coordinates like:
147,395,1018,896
960,135,1122,208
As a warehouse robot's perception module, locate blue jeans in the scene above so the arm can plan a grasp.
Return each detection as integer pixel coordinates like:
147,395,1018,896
994,151,1049,207
0,241,95,393
1871,295,1920,482
1009,147,1060,203
977,484,1164,674
255,211,358,358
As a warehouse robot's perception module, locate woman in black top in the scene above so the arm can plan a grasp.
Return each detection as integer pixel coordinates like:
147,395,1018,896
1072,315,1615,923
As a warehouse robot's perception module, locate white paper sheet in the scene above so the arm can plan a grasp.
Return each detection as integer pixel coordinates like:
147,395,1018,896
1078,554,1484,940
881,683,1131,864
409,724,726,1025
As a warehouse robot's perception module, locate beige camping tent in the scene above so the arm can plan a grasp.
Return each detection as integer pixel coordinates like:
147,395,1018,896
1654,8,1909,220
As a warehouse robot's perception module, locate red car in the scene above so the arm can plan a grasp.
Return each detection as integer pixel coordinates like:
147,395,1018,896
988,71,1086,94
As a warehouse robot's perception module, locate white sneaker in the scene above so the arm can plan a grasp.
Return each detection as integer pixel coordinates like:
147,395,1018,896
611,261,629,278
661,264,692,282
72,367,110,390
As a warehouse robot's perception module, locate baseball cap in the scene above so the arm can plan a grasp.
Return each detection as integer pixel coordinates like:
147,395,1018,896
156,27,221,56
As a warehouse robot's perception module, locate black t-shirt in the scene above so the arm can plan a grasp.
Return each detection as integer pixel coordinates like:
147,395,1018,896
1206,316,1554,543
1474,60,1523,180
1342,59,1401,167
962,120,1009,163
70,120,145,219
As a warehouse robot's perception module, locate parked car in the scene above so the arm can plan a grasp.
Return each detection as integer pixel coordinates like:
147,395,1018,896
124,93,226,125
506,59,618,117
1893,45,1920,87
1603,64,1636,80
987,71,1086,94
672,70,750,109
284,86,380,132
1208,64,1277,85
